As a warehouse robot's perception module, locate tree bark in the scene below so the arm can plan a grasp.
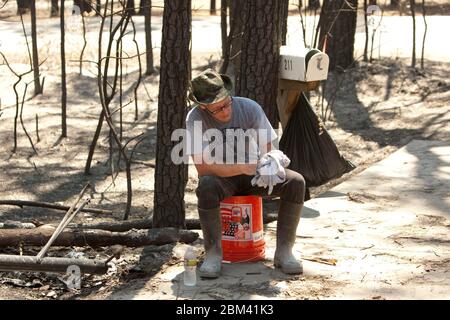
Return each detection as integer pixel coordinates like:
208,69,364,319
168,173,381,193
308,0,320,9
96,0,101,15
61,0,67,137
74,0,93,14
220,0,227,59
51,0,59,17
420,0,427,69
153,0,191,228
410,0,416,68
279,0,289,46
144,0,154,74
390,0,400,7
363,0,369,62
223,0,245,77
126,0,136,15
235,0,285,129
210,0,216,15
16,0,30,15
0,227,199,247
318,0,358,71
30,0,42,96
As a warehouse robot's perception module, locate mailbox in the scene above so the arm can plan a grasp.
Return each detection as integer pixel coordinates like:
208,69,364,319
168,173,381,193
277,46,329,130
279,46,329,82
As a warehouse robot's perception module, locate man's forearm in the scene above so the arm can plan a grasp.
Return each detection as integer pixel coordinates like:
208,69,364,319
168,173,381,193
197,163,244,177
195,162,257,177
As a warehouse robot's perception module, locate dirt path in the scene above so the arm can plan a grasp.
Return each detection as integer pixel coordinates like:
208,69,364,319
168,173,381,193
101,140,450,300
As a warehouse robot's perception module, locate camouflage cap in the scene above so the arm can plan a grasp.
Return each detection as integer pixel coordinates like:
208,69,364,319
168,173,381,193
188,68,233,105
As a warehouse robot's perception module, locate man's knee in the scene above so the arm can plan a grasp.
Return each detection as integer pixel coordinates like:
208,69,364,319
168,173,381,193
196,175,222,209
283,171,306,203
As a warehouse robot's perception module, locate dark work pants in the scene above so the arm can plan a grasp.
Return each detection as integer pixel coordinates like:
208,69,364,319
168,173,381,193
196,169,306,210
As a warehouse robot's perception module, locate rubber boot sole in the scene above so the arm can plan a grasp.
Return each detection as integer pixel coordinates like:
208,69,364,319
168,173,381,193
274,258,303,275
199,268,221,279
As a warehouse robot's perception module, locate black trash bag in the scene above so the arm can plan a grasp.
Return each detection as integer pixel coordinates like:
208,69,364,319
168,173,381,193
279,93,355,189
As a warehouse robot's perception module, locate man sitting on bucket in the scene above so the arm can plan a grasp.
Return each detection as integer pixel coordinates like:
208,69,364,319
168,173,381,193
186,69,306,278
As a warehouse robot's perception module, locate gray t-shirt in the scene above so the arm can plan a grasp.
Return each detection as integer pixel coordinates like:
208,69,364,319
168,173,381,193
185,96,277,164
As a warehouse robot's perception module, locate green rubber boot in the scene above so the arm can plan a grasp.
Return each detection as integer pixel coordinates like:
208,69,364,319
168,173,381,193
274,200,303,274
198,207,223,278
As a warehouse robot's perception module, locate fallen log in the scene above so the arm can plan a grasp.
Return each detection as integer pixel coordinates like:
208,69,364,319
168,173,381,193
75,214,279,232
0,227,199,248
0,200,112,215
76,218,199,232
0,255,108,274
0,215,279,233
0,221,36,229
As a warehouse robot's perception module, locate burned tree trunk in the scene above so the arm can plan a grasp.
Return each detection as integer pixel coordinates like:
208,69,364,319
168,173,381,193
235,0,287,128
74,0,93,14
61,0,67,137
126,0,136,15
410,0,416,68
96,0,101,15
30,0,42,96
318,0,358,71
308,0,320,9
278,0,289,46
153,0,191,228
210,0,216,15
390,0,400,7
51,0,59,17
221,0,245,76
420,0,427,69
16,0,30,15
363,0,369,62
144,0,155,75
220,0,227,59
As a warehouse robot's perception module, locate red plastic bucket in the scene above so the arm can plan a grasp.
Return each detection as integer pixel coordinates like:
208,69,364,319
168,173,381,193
220,196,265,263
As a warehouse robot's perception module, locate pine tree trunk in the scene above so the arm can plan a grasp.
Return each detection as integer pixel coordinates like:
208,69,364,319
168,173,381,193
51,0,59,17
363,0,369,62
96,0,101,15
153,0,191,228
126,0,136,15
420,0,427,69
236,0,284,129
224,0,245,77
16,0,30,15
30,0,42,96
390,0,400,7
308,0,320,9
279,0,289,46
220,0,227,59
210,0,216,15
74,0,91,14
318,0,358,71
410,0,416,68
61,0,67,137
138,0,145,15
144,0,154,74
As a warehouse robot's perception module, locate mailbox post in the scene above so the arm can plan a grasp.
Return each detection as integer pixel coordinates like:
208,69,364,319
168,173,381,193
277,46,330,129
